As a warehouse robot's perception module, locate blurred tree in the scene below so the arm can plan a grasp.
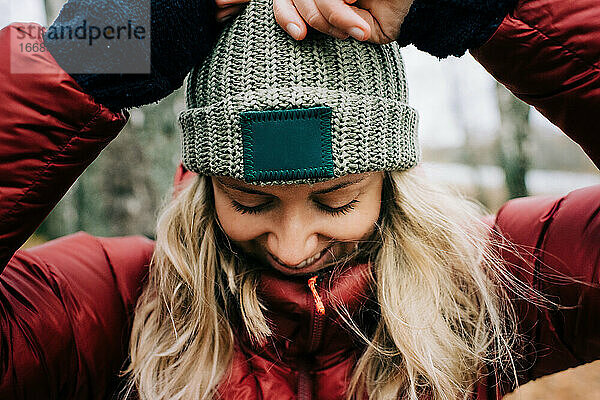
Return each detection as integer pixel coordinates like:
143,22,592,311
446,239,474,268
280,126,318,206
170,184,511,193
447,64,489,207
36,89,184,240
495,82,531,199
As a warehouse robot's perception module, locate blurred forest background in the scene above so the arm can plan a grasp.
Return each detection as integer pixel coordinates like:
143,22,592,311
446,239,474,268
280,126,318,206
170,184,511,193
4,0,600,398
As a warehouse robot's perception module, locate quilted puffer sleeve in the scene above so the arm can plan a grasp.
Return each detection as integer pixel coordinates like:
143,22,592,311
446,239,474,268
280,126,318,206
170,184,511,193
492,185,600,395
471,0,600,167
0,233,153,399
0,22,154,399
0,24,128,271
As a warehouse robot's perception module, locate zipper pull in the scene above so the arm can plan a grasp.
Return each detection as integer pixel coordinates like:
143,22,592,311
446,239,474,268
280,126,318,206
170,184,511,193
308,275,325,315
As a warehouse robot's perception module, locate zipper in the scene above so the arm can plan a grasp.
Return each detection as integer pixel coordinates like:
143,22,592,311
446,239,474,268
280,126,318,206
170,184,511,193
297,275,327,400
308,275,325,316
307,275,326,353
297,367,312,400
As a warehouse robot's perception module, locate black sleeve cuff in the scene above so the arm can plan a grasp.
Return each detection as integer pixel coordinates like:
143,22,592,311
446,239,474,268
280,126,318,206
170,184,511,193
397,0,519,58
44,0,222,111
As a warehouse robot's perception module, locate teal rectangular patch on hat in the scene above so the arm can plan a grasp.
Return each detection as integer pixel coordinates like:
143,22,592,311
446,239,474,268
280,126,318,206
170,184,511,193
240,106,334,183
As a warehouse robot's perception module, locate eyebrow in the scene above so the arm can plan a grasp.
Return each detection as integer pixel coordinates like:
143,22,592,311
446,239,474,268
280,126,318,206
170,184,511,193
216,176,366,196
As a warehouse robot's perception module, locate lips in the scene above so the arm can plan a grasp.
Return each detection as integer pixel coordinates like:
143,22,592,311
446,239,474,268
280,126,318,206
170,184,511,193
268,244,334,273
271,249,323,269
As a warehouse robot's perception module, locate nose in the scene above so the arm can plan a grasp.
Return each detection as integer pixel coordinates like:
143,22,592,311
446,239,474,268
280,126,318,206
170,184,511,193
266,211,320,267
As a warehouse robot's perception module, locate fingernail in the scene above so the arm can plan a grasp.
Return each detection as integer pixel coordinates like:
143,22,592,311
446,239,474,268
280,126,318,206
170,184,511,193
219,15,233,22
286,23,302,40
349,27,365,41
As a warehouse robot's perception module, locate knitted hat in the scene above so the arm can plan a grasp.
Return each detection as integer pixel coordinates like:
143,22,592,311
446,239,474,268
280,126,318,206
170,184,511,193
178,0,419,185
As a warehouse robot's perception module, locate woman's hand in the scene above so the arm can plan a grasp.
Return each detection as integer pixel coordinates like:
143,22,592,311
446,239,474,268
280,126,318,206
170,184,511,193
215,0,251,22
214,0,414,44
273,0,414,44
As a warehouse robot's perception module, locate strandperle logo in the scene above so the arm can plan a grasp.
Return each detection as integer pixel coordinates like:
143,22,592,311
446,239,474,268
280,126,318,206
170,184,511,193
10,0,150,75
16,21,147,47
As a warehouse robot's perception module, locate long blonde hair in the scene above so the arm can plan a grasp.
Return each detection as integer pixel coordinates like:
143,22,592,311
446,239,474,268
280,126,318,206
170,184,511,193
125,169,523,400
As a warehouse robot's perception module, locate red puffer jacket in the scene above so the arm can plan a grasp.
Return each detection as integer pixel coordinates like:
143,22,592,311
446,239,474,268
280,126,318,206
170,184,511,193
0,0,599,398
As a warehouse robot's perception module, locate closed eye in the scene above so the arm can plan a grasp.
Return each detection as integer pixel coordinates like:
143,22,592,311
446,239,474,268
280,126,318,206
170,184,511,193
315,199,359,216
230,200,272,214
230,199,359,216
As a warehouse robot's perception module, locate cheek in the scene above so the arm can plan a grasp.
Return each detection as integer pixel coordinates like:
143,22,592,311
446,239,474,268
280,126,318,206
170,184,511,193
213,194,267,242
321,192,382,241
332,206,380,240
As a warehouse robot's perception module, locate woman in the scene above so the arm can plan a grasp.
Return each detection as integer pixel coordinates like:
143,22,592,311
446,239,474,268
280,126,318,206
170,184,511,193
0,0,598,399
124,4,518,398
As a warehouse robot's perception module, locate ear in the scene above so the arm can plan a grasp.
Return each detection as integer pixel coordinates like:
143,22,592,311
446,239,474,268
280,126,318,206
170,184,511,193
173,163,198,197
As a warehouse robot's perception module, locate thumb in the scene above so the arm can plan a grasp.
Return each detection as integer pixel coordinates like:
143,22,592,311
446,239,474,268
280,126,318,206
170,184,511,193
352,6,397,44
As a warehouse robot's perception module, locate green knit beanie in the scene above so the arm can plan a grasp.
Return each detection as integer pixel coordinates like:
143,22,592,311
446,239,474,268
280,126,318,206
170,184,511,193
178,0,419,184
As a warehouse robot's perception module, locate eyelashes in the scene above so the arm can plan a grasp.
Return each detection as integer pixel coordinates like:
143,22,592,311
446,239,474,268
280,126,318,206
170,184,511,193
230,199,359,217
316,199,359,216
230,200,270,215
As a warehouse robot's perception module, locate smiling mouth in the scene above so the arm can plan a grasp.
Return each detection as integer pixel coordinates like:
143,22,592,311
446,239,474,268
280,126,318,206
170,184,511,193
269,244,334,270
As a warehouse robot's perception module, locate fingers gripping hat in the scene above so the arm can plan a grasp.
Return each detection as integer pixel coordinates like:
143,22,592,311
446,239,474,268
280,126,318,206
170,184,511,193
178,0,419,185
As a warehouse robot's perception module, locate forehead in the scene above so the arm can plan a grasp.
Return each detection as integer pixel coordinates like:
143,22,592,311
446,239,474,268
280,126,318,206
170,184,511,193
215,172,380,196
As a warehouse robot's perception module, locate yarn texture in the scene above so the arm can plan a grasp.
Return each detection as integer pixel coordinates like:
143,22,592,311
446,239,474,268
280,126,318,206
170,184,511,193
179,0,419,184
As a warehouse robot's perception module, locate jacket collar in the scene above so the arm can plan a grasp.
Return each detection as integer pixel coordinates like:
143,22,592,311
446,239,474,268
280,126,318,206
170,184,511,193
237,262,375,367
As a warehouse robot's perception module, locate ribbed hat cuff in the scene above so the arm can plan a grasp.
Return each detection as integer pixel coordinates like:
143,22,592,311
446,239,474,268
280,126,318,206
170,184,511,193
179,87,420,184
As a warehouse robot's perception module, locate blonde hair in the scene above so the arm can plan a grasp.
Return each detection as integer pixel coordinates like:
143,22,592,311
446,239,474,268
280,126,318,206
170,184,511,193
125,169,523,400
